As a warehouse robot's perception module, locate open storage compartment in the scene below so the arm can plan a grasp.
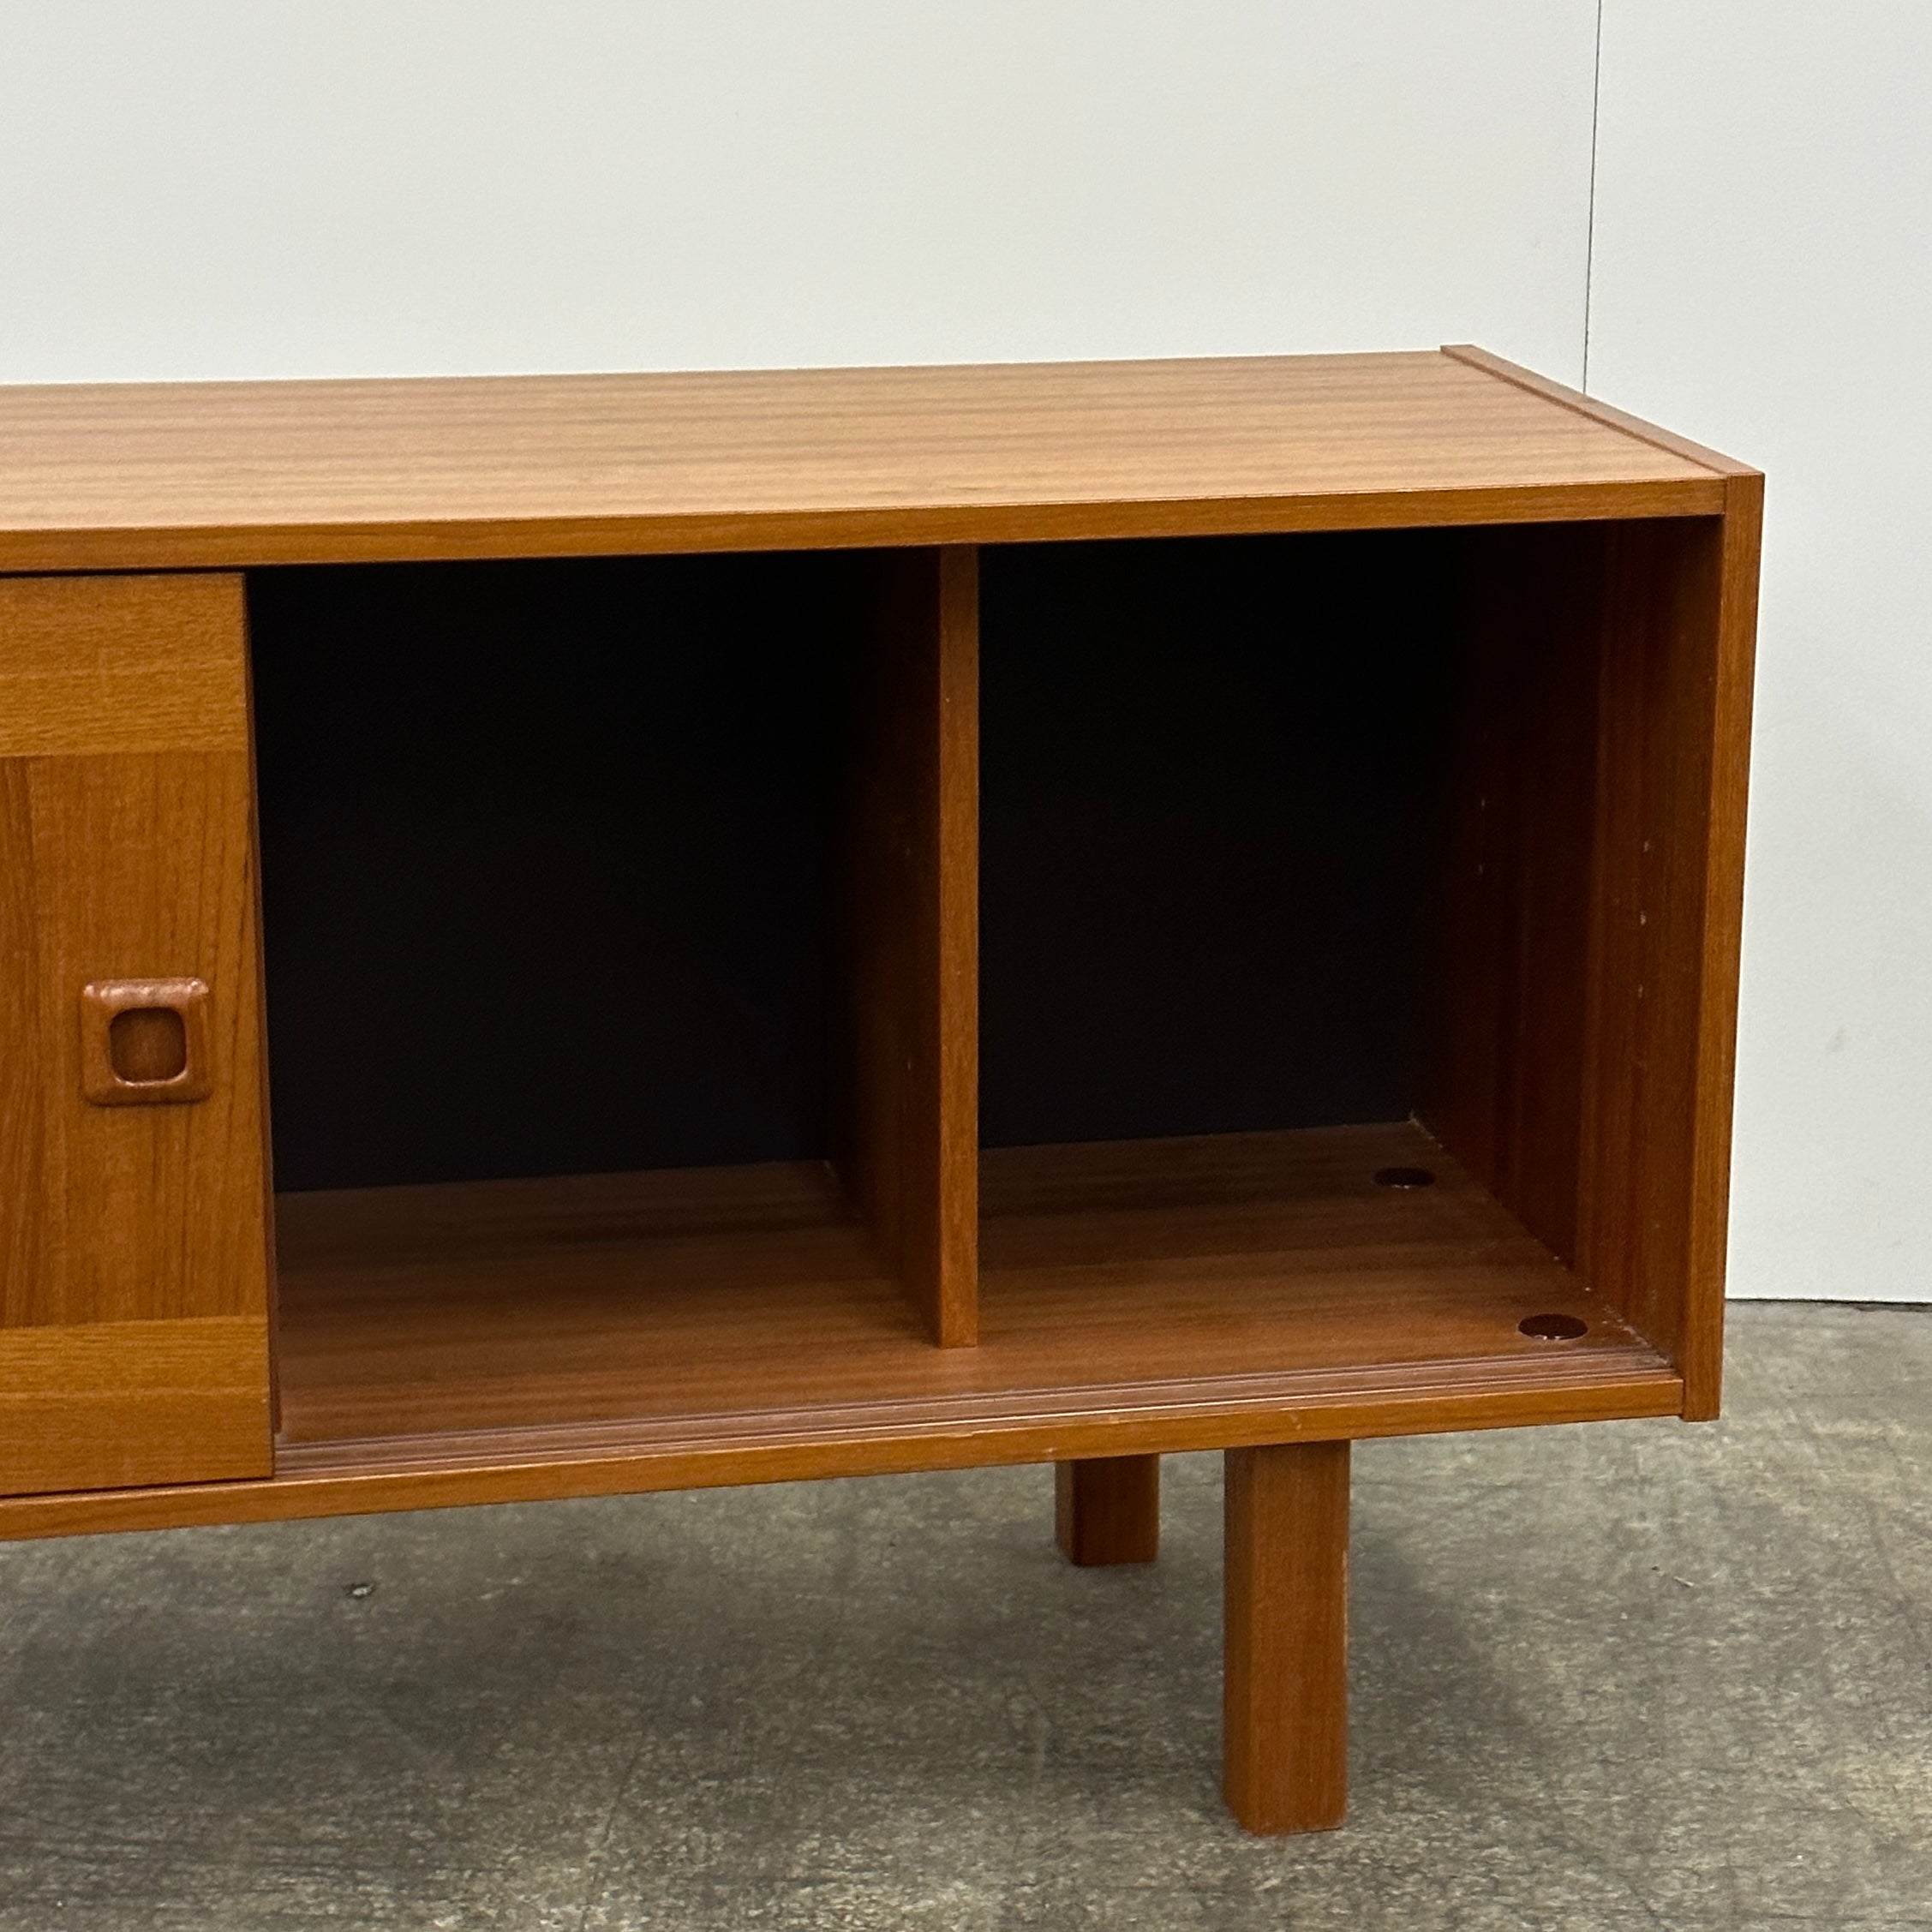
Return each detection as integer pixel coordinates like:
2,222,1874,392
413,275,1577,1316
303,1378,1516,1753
977,520,1731,1415
248,510,1734,1476
252,547,979,1452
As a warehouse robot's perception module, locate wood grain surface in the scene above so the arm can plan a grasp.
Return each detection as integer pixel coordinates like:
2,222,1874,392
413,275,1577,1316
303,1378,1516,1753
270,1122,1656,1443
1680,477,1762,1414
1424,522,1608,1273
1441,346,1760,479
0,351,1730,571
1421,490,1760,1422
1573,484,1762,1420
0,1123,1682,1539
834,547,978,1343
1223,1439,1351,1833
0,1317,269,1496
0,575,272,1494
1056,1455,1161,1566
0,573,252,755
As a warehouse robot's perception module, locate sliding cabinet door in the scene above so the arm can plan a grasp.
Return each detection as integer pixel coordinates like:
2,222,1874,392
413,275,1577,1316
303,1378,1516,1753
0,574,272,1495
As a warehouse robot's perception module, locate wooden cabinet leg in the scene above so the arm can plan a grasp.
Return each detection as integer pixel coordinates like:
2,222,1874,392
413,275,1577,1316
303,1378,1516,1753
1223,1439,1349,1833
1055,1455,1160,1565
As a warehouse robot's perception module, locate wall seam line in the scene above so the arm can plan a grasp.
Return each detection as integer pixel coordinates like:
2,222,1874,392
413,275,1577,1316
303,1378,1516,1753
1582,0,1606,392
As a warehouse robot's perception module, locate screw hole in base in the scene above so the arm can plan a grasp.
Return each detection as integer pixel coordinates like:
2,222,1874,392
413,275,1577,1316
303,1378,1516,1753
1373,1165,1436,1189
1519,1313,1588,1342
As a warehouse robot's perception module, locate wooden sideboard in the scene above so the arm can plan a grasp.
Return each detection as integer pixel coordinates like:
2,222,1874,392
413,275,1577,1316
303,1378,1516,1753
0,346,1761,1833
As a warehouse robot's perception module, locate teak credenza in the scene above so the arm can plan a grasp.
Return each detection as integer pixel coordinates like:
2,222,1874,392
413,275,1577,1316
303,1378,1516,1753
0,347,1760,1833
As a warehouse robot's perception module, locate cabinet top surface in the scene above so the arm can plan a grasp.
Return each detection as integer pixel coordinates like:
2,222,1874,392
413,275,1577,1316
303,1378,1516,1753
0,346,1747,571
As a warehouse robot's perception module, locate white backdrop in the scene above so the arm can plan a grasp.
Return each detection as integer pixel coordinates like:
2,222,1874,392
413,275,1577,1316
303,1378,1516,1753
1588,2,1932,1301
1,3,1921,1299
0,3,1598,380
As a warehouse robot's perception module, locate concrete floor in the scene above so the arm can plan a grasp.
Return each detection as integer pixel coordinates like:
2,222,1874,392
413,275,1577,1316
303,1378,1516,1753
0,1301,1927,1931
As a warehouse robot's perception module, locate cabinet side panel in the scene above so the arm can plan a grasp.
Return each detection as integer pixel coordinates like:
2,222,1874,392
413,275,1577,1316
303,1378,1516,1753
834,548,979,1344
1427,509,1757,1415
0,574,271,1494
1580,498,1757,1417
1423,523,1605,1266
1684,481,1761,1408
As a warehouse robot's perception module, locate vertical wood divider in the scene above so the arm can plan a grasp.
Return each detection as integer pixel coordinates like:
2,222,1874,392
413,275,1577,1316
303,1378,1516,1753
835,546,979,1346
1223,1439,1350,1834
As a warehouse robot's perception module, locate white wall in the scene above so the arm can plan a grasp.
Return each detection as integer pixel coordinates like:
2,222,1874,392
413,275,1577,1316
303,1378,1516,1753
1590,2,1932,1300
0,3,1597,382
3,4,1924,1300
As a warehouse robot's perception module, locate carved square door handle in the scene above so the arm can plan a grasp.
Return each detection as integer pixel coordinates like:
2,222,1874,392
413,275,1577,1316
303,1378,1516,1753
80,978,213,1105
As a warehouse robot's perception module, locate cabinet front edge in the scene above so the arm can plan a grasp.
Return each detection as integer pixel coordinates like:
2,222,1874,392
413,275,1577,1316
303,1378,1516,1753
0,480,1729,576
